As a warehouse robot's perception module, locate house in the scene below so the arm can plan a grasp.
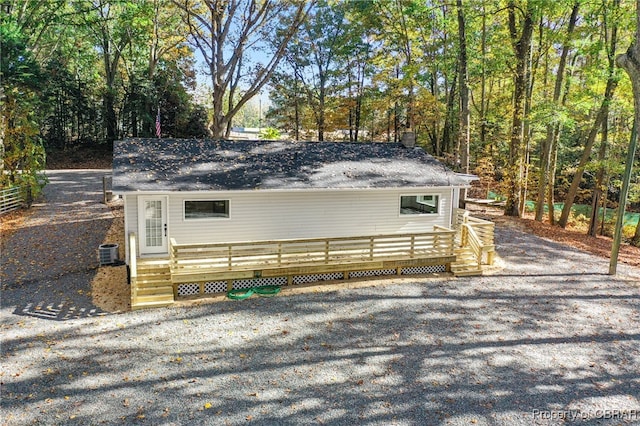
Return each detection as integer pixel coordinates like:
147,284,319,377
112,137,494,309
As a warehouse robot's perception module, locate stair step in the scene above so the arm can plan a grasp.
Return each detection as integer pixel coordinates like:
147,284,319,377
136,276,171,286
131,260,173,310
136,285,174,296
133,293,174,304
131,300,173,310
137,268,170,275
452,269,482,277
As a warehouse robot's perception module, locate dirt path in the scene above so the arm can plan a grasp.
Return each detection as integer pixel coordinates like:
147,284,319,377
1,170,115,320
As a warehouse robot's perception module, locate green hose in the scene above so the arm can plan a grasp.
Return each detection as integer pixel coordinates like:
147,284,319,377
253,285,281,296
227,285,281,300
227,288,255,300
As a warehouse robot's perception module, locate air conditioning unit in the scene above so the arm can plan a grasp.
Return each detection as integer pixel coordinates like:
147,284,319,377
99,243,119,266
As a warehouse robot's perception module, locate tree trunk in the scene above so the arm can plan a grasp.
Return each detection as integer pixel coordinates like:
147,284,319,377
354,62,364,142
611,0,640,272
558,86,616,228
103,88,117,144
479,1,487,149
456,0,470,181
535,3,579,221
504,1,534,217
559,9,619,228
442,73,457,156
588,120,609,237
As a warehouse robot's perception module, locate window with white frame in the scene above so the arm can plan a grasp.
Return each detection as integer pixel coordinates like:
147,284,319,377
184,200,229,219
400,195,439,215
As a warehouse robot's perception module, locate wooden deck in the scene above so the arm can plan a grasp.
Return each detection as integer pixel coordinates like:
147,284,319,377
129,213,495,310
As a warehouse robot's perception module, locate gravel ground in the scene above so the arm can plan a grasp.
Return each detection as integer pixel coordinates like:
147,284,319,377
1,170,640,425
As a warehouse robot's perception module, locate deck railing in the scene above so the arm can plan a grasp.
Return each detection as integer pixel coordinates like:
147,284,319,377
461,223,483,266
169,229,456,282
454,208,495,265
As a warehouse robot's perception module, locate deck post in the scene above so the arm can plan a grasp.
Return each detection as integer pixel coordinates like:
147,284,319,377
369,236,374,260
277,242,282,266
410,235,415,258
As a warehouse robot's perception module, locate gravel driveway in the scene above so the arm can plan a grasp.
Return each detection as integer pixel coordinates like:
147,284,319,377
1,170,639,425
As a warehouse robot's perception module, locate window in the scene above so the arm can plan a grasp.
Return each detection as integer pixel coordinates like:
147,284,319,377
184,200,229,219
400,195,439,215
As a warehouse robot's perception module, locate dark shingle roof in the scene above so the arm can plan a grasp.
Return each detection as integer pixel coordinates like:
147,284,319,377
112,138,473,192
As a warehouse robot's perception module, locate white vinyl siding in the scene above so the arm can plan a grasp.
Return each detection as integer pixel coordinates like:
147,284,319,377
125,194,138,240
163,188,452,245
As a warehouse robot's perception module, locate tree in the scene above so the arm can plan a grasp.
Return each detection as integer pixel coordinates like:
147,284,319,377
504,0,535,217
0,21,46,192
610,0,640,273
534,2,579,222
266,71,308,140
558,1,621,228
175,0,313,138
456,0,470,187
283,1,348,141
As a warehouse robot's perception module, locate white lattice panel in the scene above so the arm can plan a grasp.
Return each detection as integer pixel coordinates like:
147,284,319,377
177,283,200,296
232,277,287,290
401,265,446,275
349,269,396,279
293,272,345,285
204,281,227,294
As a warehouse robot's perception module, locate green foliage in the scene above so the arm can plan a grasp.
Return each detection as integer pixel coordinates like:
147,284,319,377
0,22,42,89
0,0,637,231
259,127,282,141
1,22,46,194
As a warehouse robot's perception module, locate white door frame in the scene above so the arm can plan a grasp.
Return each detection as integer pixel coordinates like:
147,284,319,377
138,195,169,255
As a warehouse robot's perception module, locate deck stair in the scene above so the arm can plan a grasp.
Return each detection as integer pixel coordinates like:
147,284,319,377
131,259,174,310
451,246,482,277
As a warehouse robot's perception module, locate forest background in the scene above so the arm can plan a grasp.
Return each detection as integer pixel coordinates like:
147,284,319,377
1,0,639,246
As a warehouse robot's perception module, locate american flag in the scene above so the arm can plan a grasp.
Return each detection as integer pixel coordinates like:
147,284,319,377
155,107,161,138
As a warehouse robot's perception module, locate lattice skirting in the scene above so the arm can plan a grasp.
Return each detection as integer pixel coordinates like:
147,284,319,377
401,265,446,275
293,272,345,285
177,283,200,296
232,277,288,290
205,281,227,294
176,265,448,297
177,281,228,296
349,269,397,279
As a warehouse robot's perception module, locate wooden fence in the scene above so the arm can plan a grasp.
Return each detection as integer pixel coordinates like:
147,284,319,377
0,186,23,215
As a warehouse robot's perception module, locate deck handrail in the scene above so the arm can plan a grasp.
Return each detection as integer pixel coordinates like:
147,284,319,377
170,229,456,274
454,208,495,255
462,223,483,266
129,232,138,303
